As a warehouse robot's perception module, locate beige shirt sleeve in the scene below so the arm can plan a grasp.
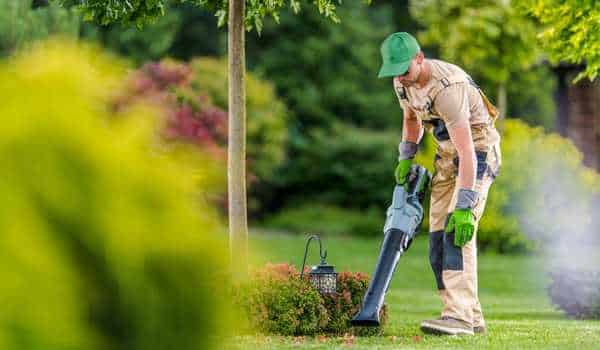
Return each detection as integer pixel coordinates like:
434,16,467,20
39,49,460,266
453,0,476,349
434,82,470,128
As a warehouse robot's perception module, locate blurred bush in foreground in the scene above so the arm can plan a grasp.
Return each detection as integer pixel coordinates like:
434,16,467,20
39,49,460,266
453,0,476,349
0,39,231,350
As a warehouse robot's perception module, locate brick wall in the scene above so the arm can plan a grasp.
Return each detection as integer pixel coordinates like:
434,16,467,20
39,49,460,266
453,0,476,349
561,72,600,170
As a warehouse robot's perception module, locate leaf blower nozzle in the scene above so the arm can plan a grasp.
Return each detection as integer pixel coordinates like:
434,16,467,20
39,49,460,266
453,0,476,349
351,165,431,327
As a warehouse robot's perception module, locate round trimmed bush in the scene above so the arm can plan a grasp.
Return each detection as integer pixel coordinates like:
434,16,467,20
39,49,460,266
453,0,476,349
234,263,387,336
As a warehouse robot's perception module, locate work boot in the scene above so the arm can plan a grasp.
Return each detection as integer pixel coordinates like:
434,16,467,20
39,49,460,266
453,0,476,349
420,316,474,336
473,325,486,334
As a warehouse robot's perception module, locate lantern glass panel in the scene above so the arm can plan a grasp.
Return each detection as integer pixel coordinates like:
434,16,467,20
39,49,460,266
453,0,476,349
309,274,319,290
323,274,337,294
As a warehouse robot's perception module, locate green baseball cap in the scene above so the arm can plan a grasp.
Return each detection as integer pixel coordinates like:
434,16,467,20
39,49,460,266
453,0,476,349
378,32,420,78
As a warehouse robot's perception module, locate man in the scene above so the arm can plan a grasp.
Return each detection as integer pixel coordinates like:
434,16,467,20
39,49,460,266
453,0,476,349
378,32,501,336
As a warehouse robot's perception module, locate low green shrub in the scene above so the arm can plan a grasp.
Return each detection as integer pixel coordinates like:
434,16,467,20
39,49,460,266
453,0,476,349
262,204,384,237
234,264,387,336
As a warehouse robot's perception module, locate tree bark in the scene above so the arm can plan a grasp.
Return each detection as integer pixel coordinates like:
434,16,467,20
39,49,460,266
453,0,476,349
497,83,507,133
228,0,248,281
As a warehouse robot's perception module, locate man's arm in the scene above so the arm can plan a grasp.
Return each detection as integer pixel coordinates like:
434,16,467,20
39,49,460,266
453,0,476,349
395,103,423,185
435,83,476,191
436,83,479,247
447,123,476,190
401,106,423,144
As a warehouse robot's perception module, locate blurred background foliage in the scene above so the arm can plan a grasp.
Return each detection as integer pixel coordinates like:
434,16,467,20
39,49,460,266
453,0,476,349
410,0,555,129
1,0,597,257
0,0,79,56
0,39,233,350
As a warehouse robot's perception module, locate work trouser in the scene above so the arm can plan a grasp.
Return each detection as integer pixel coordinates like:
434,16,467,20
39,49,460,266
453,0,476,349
428,145,500,328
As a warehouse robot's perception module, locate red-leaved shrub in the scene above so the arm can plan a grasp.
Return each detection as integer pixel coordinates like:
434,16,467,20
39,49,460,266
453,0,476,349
113,61,228,160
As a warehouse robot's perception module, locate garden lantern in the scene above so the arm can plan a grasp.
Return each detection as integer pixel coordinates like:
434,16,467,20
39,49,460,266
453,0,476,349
300,234,337,295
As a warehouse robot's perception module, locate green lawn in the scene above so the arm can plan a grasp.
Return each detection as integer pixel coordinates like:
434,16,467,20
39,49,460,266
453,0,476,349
226,231,600,349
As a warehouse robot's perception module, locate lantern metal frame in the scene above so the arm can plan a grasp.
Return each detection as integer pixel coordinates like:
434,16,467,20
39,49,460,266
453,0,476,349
300,234,337,295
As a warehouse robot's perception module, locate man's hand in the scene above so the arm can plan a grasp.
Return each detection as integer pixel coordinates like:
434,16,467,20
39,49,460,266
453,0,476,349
446,188,479,247
395,159,413,185
445,208,475,247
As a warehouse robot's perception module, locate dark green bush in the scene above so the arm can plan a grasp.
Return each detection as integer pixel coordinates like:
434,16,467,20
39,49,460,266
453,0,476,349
262,204,384,238
234,264,387,336
274,122,399,212
548,269,600,319
0,40,232,350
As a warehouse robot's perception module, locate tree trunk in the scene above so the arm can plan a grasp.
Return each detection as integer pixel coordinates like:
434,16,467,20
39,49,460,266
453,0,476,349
228,0,248,281
497,83,507,133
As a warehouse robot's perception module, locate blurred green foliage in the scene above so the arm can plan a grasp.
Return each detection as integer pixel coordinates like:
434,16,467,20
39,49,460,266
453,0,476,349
0,39,232,349
505,65,556,130
189,57,288,189
263,204,383,238
247,2,396,130
264,119,600,254
270,123,398,211
411,0,540,87
479,119,600,253
49,0,596,255
0,0,79,57
518,0,600,82
116,57,289,213
79,8,181,65
410,0,556,127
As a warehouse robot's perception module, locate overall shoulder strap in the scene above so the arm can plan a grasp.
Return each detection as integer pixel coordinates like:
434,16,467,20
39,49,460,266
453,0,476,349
426,73,499,126
395,84,409,101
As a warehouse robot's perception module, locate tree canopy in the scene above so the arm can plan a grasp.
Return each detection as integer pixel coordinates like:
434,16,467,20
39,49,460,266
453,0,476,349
56,0,370,31
517,0,600,81
409,0,555,125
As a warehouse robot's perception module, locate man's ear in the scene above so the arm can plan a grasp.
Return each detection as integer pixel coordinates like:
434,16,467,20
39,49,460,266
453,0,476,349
415,51,424,64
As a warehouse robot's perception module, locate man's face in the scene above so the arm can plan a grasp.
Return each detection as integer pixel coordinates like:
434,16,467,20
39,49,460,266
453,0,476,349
394,57,421,86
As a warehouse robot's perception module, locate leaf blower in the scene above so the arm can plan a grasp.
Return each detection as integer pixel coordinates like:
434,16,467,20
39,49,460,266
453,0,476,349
351,164,431,327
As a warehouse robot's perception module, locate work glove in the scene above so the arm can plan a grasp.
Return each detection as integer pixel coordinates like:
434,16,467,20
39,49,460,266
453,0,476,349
395,158,413,185
445,208,475,247
445,188,479,247
395,141,418,185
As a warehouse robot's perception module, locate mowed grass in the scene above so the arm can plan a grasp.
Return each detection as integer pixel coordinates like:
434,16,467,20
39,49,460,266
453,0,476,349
225,231,600,349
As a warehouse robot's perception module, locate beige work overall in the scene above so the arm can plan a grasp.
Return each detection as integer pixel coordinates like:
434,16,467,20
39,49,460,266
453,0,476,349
395,59,501,328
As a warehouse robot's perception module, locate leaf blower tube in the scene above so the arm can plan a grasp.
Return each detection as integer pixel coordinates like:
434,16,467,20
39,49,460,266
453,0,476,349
351,165,431,327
